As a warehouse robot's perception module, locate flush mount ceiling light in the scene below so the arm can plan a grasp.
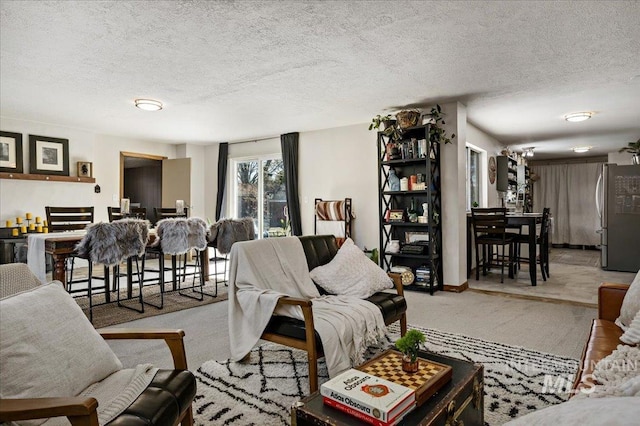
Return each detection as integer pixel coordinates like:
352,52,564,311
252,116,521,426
522,147,535,158
564,112,593,122
134,99,163,111
572,146,592,153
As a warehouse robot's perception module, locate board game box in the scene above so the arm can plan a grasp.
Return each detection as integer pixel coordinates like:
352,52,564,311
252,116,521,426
320,368,415,423
356,349,453,406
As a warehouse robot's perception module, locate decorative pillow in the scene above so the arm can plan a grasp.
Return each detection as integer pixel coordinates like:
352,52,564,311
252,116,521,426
309,238,392,298
503,397,640,425
0,283,122,404
616,269,640,331
620,310,640,345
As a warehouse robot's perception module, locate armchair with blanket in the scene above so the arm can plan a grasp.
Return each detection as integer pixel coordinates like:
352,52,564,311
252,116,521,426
0,263,196,426
228,234,407,393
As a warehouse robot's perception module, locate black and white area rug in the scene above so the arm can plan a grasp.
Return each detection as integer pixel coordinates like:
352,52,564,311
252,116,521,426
193,324,579,425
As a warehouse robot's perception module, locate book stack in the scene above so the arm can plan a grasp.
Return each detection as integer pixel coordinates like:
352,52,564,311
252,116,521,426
320,369,416,426
415,266,431,286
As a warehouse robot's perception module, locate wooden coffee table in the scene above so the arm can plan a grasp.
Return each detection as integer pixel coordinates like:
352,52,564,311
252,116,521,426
292,350,483,426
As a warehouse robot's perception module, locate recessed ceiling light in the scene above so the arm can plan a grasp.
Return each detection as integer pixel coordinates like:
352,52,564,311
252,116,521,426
572,146,592,153
134,99,163,111
564,112,593,122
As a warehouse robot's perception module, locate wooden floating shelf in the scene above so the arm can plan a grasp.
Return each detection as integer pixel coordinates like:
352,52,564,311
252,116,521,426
0,172,95,183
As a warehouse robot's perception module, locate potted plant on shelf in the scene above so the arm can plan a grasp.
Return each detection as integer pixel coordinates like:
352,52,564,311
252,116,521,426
425,104,456,145
619,138,640,165
369,114,401,141
395,329,426,373
395,109,421,129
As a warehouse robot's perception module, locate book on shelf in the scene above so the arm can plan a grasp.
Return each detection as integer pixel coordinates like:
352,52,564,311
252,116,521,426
322,396,414,426
320,368,415,423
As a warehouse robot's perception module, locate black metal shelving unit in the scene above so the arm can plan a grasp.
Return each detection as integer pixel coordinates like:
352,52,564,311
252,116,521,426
377,124,443,295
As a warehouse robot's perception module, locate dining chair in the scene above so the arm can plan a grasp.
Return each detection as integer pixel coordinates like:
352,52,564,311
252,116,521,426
513,207,551,281
107,206,147,221
75,218,150,322
45,206,94,292
471,207,515,283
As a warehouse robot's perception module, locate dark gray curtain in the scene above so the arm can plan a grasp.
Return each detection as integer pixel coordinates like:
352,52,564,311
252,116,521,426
215,142,229,221
281,132,302,236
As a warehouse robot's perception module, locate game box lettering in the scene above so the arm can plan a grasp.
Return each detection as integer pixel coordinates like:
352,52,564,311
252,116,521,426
320,367,415,422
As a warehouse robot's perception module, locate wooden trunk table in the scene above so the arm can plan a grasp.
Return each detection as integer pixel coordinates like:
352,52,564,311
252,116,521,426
292,350,483,426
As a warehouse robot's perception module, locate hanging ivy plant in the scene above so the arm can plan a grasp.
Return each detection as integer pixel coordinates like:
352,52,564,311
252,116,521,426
426,104,455,144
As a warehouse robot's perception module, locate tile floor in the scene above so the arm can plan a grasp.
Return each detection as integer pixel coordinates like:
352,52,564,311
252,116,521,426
468,248,636,306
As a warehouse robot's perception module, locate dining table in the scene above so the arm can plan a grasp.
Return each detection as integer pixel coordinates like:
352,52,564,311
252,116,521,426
27,232,210,298
466,212,546,286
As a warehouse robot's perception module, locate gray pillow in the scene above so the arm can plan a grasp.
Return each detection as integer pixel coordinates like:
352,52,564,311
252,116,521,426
0,283,122,405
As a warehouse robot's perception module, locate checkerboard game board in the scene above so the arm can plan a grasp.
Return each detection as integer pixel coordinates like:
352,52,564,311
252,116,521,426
357,349,453,406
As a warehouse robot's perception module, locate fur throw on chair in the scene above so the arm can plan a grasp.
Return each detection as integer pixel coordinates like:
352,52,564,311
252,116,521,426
75,219,150,266
153,217,209,255
209,217,255,254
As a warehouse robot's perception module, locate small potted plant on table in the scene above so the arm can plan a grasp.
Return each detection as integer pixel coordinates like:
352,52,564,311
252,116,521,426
395,329,426,373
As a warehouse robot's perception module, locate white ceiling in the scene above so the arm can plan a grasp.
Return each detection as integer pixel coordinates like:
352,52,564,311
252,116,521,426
1,1,639,160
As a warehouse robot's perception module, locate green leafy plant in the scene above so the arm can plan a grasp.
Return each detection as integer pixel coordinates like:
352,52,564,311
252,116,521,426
619,138,640,154
369,114,401,141
472,201,479,208
426,104,456,144
368,114,394,131
395,329,426,362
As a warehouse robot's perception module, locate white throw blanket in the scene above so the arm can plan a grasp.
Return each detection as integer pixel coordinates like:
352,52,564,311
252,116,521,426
228,237,387,377
42,364,159,425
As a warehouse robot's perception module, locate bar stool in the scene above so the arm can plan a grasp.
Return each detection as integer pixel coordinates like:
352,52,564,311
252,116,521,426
152,217,211,300
75,219,149,322
471,207,516,283
207,217,255,289
513,207,551,281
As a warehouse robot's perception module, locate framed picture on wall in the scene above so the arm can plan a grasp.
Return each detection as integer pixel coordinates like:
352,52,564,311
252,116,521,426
29,135,69,176
77,161,92,177
0,131,24,173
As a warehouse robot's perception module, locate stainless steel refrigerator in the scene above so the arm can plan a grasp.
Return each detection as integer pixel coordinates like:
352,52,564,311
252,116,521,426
596,163,640,272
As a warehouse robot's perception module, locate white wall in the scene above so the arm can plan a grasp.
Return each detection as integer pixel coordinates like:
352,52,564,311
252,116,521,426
298,124,379,250
608,150,634,165
0,117,177,223
439,102,468,288
467,123,506,208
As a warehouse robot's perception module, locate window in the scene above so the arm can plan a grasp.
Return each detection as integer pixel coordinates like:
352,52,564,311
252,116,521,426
230,155,287,239
466,145,482,211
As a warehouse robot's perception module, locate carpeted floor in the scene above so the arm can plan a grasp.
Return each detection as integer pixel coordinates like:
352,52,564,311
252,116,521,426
193,323,578,426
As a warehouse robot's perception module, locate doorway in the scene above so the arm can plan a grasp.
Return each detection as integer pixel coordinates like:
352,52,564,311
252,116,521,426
120,152,164,224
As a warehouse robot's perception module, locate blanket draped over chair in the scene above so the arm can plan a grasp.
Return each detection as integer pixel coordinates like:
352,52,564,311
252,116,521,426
75,219,150,265
209,217,255,254
228,237,387,378
152,217,209,255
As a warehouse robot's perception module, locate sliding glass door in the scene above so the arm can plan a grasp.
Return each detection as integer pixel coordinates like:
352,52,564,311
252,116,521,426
231,156,287,238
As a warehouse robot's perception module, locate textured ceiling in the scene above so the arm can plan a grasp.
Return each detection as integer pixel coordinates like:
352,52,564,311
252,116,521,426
1,1,639,159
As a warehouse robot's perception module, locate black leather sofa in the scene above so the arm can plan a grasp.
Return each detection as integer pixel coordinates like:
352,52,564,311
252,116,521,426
261,235,408,393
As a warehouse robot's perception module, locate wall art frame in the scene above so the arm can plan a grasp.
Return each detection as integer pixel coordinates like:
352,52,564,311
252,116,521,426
77,161,92,178
29,135,69,176
0,131,24,173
